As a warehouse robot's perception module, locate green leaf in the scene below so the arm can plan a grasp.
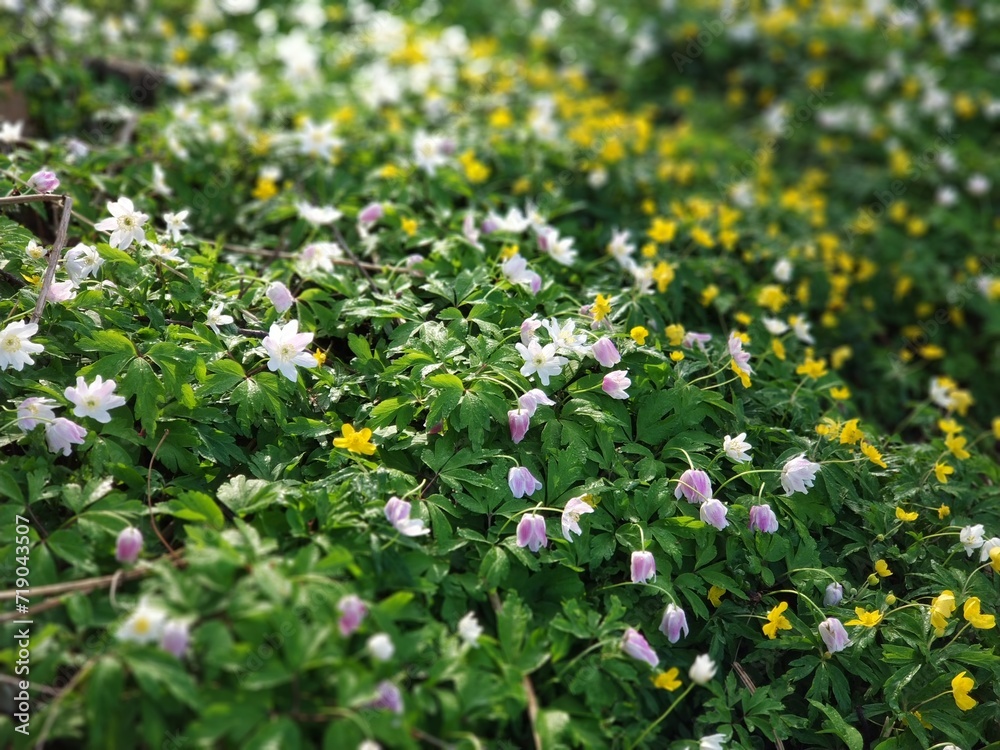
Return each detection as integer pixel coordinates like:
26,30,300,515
347,332,372,362
86,657,125,750
809,700,864,750
160,490,226,530
480,547,510,588
46,529,96,572
217,475,284,517
119,357,164,436
77,329,137,356
425,372,465,391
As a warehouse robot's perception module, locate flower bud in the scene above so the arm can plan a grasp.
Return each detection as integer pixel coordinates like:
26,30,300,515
885,593,897,606
115,526,144,564
160,620,190,658
266,281,295,313
630,550,656,584
508,409,530,444
823,582,844,606
590,336,622,368
367,633,395,662
358,202,384,225
867,573,879,586
27,170,60,194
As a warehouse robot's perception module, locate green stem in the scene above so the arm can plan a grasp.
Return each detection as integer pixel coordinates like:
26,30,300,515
629,683,695,749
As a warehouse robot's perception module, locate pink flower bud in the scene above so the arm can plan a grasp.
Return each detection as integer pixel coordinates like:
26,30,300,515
700,498,730,530
27,170,60,193
266,281,295,313
508,409,530,443
337,594,367,636
622,627,659,668
674,469,712,504
358,202,383,224
748,504,779,533
508,466,543,498
160,620,190,658
590,337,621,368
516,513,547,553
44,417,87,456
115,526,144,564
602,370,631,399
818,617,851,653
824,582,844,606
659,603,689,643
630,550,656,583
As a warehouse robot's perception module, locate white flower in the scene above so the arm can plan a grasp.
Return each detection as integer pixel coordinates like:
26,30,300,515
689,654,718,685
561,496,595,541
0,321,44,371
262,320,319,383
297,242,343,275
490,206,531,233
25,239,46,260
147,243,180,262
367,633,395,662
94,197,149,250
412,130,449,175
501,253,542,294
206,303,234,334
64,376,127,423
117,601,168,644
0,120,23,143
722,433,752,463
514,340,568,386
780,453,820,496
960,524,985,556
967,174,991,196
45,417,87,456
457,612,483,648
607,228,636,270
929,377,954,409
64,243,104,283
162,210,189,243
47,280,77,303
789,315,814,345
979,537,1000,562
297,119,343,160
151,164,173,196
773,258,793,282
537,227,577,266
762,316,789,335
700,734,727,750
543,317,589,356
295,201,343,226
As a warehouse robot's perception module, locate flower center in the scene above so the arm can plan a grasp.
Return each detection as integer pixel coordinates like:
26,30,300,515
134,616,150,635
1,335,19,352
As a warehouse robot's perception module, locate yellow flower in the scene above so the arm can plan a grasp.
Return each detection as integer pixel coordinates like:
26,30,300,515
708,585,726,607
930,590,955,636
734,311,752,327
313,349,327,367
592,294,612,322
652,261,676,292
730,359,751,388
670,350,685,362
796,356,828,379
701,284,719,306
630,326,649,346
401,218,418,237
861,441,887,469
816,417,841,440
909,710,932,730
938,418,962,434
830,386,850,400
846,607,882,628
963,597,996,630
937,504,950,519
762,601,793,639
647,217,677,243
945,434,971,460
757,284,789,312
874,559,892,577
333,424,377,456
934,462,954,483
919,344,945,360
993,417,1000,440
771,338,786,361
252,177,279,201
641,242,658,258
664,324,685,347
499,244,520,260
952,671,977,711
839,419,864,445
653,668,682,691
990,547,1000,574
895,507,918,522
830,345,853,369
691,227,714,248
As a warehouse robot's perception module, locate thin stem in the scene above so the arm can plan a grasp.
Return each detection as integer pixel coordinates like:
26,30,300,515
629,683,695,749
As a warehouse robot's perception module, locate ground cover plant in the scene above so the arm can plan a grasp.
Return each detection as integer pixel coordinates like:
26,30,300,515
1,0,999,748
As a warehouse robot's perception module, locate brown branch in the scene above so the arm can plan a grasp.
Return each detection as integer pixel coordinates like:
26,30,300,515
31,195,73,324
0,595,66,623
332,224,372,282
0,674,60,697
489,591,542,750
0,566,150,601
732,661,785,750
147,429,179,558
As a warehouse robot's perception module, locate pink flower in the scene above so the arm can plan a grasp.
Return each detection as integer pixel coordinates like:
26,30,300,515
561,496,594,541
818,617,851,653
700,498,729,530
358,202,383,224
748,504,779,533
602,370,631,399
728,332,753,374
64,376,127,423
622,627,659,668
630,550,656,583
47,280,77,303
266,281,295,313
261,319,318,382
516,513,547,553
337,595,367,636
518,388,555,416
27,170,60,193
683,331,712,349
659,603,689,643
824,583,844,606
44,417,87,456
520,314,542,345
16,397,57,431
115,527,144,564
508,410,530,443
590,337,621,368
369,680,403,714
674,469,713,504
384,497,430,537
160,620,190,658
508,466,543,498
780,453,820,496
